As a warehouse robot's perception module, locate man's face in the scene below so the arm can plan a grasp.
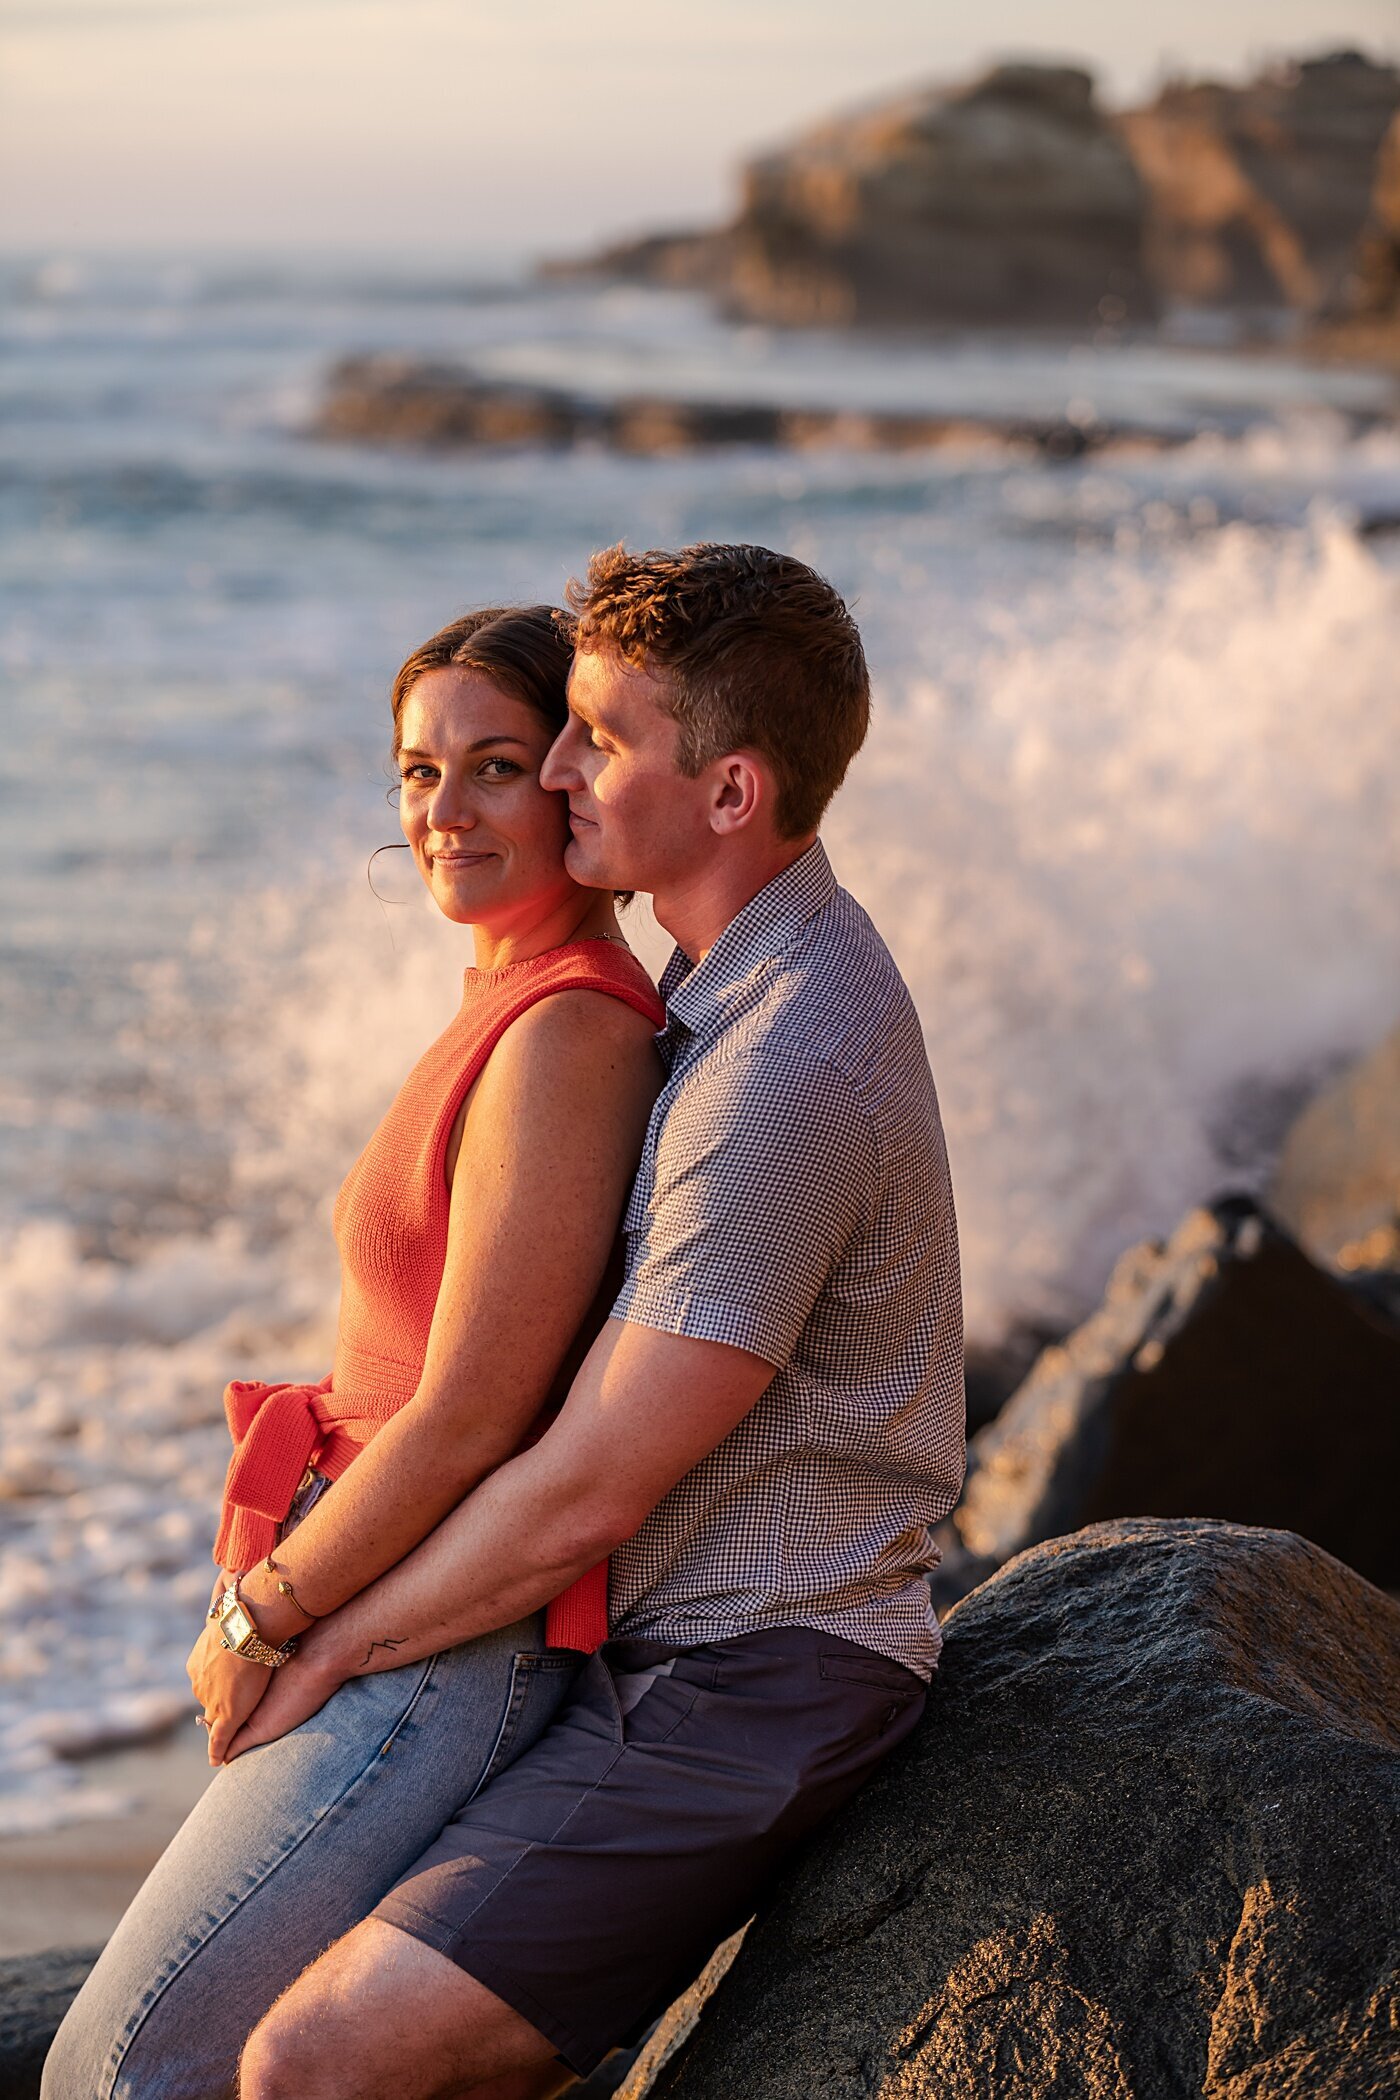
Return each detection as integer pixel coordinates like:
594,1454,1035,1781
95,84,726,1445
541,648,716,897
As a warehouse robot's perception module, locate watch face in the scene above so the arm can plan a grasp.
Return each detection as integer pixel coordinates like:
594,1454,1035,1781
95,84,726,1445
222,1602,254,1650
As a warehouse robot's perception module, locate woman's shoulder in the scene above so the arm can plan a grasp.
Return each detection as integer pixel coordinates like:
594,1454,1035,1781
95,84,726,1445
462,976,661,1151
504,977,661,1062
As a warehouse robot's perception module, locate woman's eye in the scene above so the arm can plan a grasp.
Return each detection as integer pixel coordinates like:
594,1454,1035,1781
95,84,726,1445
400,764,436,783
480,757,522,778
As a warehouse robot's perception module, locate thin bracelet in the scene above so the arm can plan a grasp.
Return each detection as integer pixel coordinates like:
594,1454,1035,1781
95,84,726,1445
262,1554,326,1621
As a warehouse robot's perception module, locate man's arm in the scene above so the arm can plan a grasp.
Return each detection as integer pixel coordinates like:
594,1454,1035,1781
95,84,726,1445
235,991,659,1649
226,1317,772,1749
227,1047,873,1754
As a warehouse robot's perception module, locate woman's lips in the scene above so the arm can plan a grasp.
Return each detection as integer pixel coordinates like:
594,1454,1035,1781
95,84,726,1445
433,850,496,865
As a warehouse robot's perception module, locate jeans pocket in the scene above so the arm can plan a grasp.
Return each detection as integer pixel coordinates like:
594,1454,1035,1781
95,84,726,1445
472,1651,581,1797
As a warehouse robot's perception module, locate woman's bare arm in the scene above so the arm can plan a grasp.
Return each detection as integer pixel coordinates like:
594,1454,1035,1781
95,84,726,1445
233,989,659,1649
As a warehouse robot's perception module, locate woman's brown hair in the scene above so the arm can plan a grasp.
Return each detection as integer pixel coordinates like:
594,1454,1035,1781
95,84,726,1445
390,605,576,757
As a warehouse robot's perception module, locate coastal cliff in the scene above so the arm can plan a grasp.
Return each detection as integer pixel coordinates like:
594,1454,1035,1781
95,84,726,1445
550,50,1400,338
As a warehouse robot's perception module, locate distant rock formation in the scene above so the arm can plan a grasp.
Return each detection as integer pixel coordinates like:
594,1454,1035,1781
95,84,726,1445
1119,49,1400,317
311,354,1174,459
583,64,1155,329
649,1519,1400,2100
551,50,1400,337
1314,109,1400,360
1347,111,1400,321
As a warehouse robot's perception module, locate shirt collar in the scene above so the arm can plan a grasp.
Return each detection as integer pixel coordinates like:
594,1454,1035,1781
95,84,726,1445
658,840,837,1041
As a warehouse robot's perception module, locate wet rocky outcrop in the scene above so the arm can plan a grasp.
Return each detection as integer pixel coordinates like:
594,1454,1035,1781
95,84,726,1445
931,1195,1400,1612
312,355,1171,458
649,1519,1400,2100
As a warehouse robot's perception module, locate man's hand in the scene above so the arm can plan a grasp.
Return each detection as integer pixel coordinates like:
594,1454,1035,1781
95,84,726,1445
186,1622,275,1765
224,1644,346,1761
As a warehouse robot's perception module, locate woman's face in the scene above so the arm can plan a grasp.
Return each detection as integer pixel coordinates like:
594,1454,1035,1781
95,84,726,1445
397,666,575,929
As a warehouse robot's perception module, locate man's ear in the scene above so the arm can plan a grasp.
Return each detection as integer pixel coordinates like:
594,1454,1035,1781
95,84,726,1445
708,752,771,837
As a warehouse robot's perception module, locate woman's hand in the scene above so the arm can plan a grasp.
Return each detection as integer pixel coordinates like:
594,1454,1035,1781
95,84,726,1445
224,1646,345,1761
186,1621,275,1765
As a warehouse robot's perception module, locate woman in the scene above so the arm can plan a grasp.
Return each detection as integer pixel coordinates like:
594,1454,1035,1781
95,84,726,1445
45,606,665,2100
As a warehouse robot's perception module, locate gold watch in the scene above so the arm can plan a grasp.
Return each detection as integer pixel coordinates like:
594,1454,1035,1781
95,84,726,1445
214,1581,298,1668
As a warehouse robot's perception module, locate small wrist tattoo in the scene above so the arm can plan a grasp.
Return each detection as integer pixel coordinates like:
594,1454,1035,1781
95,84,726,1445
360,1635,407,1668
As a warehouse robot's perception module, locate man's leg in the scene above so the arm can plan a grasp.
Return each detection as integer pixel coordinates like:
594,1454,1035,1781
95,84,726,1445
243,1632,924,2098
238,1921,569,2100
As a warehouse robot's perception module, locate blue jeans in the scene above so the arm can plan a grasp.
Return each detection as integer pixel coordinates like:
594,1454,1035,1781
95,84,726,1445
43,1619,581,2100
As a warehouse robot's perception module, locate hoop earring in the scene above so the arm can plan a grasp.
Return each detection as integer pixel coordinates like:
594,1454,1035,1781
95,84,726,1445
367,841,411,902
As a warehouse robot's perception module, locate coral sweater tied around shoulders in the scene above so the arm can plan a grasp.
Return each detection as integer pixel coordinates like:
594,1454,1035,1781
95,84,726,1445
214,939,666,1653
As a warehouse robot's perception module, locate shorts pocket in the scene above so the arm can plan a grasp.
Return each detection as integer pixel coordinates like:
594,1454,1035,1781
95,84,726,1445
819,1648,923,1698
619,1673,703,1746
472,1651,581,1797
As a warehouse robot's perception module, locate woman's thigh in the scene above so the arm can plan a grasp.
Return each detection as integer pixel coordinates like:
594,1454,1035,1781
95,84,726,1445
43,1620,581,2100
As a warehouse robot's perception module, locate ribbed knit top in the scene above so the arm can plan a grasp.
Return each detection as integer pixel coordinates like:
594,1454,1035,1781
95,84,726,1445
214,938,665,1651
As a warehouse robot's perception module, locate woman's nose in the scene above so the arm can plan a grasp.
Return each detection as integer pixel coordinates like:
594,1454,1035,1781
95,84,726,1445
427,781,475,833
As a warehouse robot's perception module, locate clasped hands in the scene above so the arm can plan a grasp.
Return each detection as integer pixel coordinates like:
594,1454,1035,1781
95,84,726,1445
186,1574,346,1765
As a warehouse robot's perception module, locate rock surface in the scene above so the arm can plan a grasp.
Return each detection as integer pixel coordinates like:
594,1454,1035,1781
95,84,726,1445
312,355,1170,458
1268,1022,1400,1279
1345,111,1400,324
554,50,1400,335
933,1196,1400,1611
650,1519,1400,2100
683,63,1153,328
1119,50,1400,318
0,1947,102,2100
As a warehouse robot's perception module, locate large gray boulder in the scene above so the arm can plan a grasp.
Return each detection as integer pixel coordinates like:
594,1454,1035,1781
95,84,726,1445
936,1196,1400,1610
651,1519,1400,2099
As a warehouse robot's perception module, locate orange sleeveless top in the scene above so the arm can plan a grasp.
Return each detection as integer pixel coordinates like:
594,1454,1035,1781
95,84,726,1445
214,938,665,1651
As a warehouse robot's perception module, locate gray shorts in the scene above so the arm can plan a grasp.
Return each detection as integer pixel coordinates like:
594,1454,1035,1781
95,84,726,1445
374,1625,926,2076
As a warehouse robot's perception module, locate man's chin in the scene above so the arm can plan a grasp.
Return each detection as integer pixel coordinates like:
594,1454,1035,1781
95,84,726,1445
563,827,619,890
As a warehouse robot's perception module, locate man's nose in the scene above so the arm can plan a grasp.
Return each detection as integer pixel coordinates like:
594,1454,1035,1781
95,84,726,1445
540,719,581,793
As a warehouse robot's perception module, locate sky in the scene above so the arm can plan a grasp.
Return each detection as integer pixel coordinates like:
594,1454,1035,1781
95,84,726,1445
2,0,1398,259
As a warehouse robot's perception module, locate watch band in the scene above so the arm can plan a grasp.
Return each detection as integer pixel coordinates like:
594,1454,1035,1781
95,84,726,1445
232,1631,297,1668
214,1581,298,1668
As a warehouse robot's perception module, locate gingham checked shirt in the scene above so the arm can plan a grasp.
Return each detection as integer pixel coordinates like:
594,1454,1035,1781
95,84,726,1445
609,840,965,1678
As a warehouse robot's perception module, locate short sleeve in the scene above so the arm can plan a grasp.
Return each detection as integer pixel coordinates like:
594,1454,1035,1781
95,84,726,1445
612,1050,877,1368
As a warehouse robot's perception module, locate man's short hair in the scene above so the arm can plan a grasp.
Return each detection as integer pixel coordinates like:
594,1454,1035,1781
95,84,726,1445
565,542,870,839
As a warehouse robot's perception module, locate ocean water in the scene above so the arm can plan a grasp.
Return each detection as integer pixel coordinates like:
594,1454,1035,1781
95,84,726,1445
3,253,1399,1832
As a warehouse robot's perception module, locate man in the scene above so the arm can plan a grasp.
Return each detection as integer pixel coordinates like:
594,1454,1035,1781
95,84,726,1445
239,542,965,2100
